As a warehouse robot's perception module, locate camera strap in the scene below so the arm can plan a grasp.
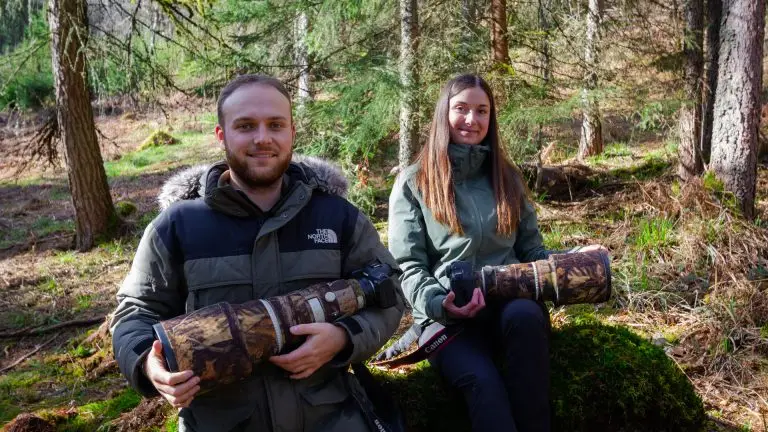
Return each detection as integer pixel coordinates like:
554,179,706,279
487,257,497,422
369,323,464,369
344,364,405,432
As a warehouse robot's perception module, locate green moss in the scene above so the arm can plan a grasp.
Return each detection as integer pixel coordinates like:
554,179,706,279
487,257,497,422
139,130,180,151
115,200,138,218
551,319,704,431
371,320,705,432
0,401,22,424
56,388,142,431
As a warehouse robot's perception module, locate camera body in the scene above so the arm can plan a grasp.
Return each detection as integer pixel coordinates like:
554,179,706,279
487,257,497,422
354,262,398,309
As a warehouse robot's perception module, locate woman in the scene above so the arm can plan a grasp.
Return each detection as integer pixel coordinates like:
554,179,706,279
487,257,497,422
388,74,601,432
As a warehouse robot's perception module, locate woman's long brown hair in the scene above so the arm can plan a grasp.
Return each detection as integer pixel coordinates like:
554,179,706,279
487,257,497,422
416,74,526,237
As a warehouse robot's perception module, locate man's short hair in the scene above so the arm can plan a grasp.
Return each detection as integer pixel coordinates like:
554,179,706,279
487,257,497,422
216,74,292,127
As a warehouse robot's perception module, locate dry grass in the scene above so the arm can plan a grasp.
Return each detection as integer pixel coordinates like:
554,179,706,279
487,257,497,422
542,170,768,430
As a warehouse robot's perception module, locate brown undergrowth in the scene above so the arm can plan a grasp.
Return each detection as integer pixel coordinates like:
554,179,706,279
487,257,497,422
600,177,768,430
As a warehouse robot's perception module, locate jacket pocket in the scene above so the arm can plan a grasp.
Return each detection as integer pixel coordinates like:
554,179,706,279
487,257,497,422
184,255,253,310
187,283,253,311
299,373,362,432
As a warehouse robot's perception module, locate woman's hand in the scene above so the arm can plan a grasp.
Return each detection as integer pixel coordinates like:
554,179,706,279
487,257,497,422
442,288,485,319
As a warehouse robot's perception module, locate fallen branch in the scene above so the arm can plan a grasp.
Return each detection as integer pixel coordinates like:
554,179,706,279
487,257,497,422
0,335,57,374
0,316,105,339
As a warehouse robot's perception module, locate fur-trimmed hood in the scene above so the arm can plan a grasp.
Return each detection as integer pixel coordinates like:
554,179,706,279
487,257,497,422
157,155,349,211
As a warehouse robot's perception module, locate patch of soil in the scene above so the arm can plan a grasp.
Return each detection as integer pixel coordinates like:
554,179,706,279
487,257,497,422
110,397,169,432
4,414,55,432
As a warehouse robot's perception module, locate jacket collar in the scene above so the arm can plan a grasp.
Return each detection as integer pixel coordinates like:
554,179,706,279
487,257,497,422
449,143,490,181
157,155,349,215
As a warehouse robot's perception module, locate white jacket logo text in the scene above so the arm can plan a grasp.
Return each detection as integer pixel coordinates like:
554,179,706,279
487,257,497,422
308,229,338,244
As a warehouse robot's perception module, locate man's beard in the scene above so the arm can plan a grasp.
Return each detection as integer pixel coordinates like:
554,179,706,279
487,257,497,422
224,144,292,189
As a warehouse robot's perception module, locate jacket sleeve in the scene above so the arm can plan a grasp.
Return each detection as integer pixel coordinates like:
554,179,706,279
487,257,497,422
513,198,551,263
332,210,406,365
387,176,452,325
109,219,186,397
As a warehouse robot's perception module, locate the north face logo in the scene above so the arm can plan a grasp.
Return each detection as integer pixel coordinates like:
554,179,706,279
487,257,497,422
308,229,338,244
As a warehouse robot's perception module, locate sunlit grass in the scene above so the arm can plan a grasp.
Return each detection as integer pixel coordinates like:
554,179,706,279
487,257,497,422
104,131,218,178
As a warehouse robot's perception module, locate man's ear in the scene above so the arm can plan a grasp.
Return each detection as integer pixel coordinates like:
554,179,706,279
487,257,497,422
214,124,225,149
291,123,296,143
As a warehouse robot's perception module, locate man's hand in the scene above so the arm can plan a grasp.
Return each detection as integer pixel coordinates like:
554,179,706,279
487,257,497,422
144,340,200,409
443,288,485,319
269,323,349,379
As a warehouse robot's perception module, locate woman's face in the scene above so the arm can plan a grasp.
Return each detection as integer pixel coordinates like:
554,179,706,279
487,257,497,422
448,86,491,145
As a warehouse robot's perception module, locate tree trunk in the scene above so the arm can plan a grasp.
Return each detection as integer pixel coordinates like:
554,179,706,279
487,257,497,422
578,0,604,160
398,0,418,172
49,0,117,250
538,0,553,84
491,0,510,65
294,11,311,111
458,0,477,66
535,0,553,191
701,0,722,164
677,0,704,180
709,0,764,219
461,0,476,26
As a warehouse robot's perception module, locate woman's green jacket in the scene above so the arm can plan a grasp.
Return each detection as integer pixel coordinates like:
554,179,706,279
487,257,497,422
388,143,550,326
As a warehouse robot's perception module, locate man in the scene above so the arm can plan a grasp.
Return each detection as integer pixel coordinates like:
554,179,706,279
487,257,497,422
111,74,405,431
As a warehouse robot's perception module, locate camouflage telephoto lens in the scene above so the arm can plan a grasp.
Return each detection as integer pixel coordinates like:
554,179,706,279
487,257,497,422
152,271,395,392
450,250,611,307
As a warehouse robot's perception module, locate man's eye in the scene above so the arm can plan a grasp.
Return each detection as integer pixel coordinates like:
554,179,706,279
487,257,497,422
270,122,284,129
238,123,254,130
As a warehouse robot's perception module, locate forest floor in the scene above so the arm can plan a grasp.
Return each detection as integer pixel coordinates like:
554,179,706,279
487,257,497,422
0,101,767,431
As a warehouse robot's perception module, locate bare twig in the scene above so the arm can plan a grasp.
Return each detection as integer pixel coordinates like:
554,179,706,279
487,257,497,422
0,335,57,373
0,316,105,339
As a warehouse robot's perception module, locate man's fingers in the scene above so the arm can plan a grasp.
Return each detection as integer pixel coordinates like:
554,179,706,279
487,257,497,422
270,348,310,371
151,340,164,356
154,369,195,386
160,381,200,407
290,367,317,380
158,376,200,397
289,323,323,336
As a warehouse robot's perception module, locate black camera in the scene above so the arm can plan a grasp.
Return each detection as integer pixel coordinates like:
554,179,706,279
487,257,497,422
354,262,398,309
447,261,477,308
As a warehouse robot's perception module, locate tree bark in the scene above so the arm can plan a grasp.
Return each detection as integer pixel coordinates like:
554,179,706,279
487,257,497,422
701,0,722,164
398,0,418,171
294,11,311,111
578,0,604,160
535,0,553,190
49,0,117,250
677,0,704,180
491,0,510,65
538,0,553,84
710,0,764,219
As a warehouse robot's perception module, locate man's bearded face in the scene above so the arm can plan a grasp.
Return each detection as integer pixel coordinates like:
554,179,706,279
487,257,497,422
216,84,294,189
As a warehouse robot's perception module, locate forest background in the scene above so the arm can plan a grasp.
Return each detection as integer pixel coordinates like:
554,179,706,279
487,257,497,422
1,0,768,431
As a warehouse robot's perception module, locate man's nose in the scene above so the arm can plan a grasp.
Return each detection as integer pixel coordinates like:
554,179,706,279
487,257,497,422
252,124,269,143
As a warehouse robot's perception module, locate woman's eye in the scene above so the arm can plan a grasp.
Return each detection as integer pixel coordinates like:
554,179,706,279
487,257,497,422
454,106,466,112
